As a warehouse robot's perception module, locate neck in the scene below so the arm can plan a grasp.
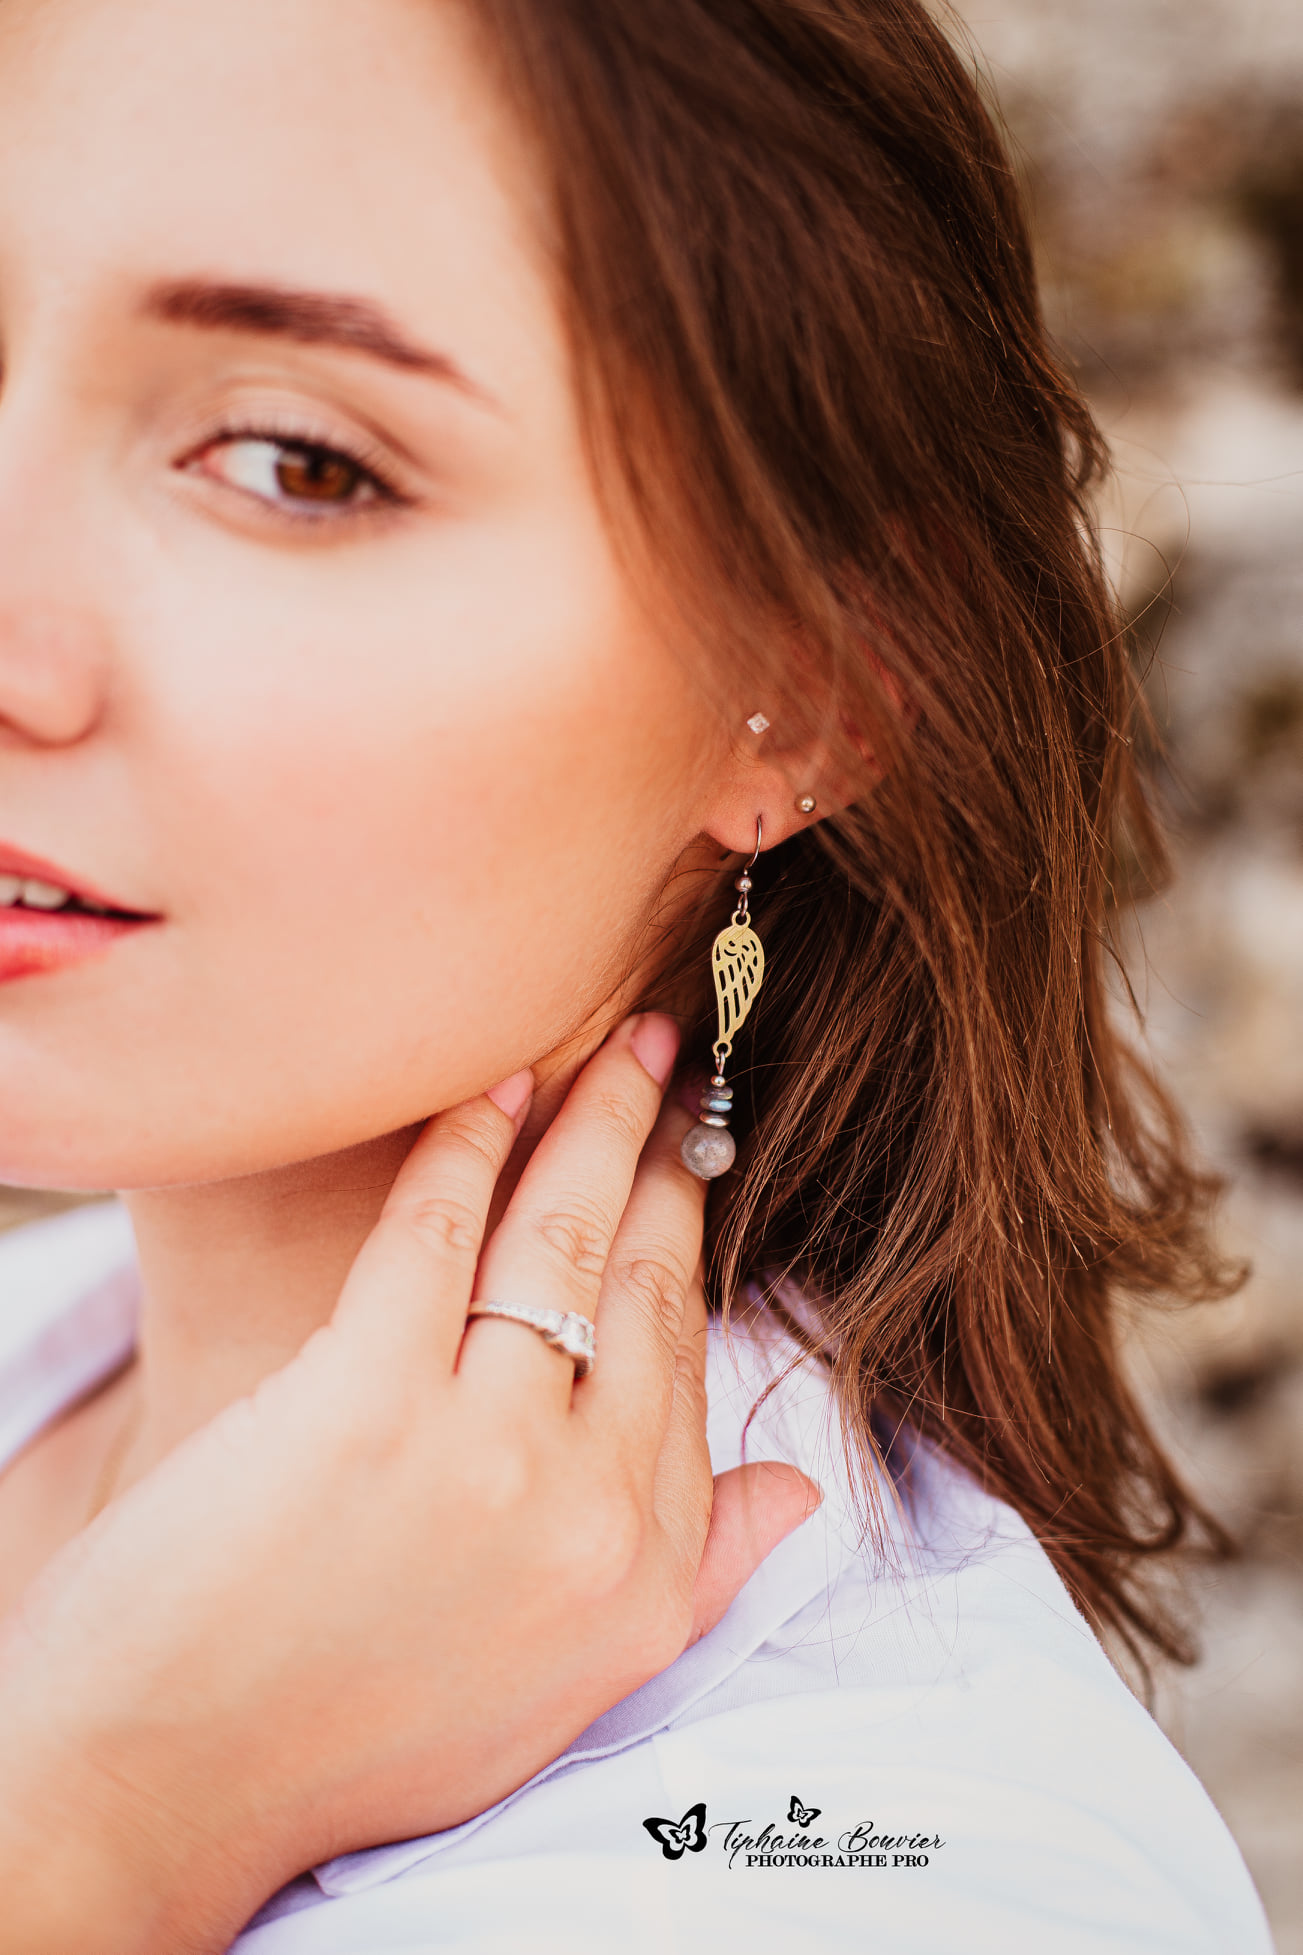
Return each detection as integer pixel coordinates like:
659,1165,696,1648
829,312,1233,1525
123,1130,416,1460
119,1051,591,1479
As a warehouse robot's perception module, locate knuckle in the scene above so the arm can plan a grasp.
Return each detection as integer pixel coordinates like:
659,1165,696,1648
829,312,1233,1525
275,1356,414,1479
614,1252,690,1351
588,1086,652,1155
399,1192,484,1263
437,1105,507,1171
553,1490,645,1598
535,1200,613,1281
456,1437,537,1516
671,1335,708,1415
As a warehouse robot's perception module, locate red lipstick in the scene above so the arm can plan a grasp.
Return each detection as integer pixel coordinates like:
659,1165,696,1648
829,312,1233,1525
0,841,157,985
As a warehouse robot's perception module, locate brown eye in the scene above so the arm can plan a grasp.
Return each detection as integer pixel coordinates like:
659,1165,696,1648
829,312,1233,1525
193,434,386,512
273,445,364,503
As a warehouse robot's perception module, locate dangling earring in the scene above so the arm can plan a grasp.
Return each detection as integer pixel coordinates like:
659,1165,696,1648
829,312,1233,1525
680,817,766,1180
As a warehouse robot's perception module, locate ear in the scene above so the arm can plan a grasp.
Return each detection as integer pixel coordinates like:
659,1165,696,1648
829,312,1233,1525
699,629,912,855
698,759,831,857
698,712,876,856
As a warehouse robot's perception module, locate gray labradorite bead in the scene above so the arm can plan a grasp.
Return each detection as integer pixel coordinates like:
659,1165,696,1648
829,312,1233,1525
701,1094,734,1113
680,1121,737,1179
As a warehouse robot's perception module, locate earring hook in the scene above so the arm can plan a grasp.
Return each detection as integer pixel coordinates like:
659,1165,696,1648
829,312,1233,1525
746,815,763,870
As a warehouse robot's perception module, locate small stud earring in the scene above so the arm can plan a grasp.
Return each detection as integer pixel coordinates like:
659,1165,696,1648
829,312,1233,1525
795,793,817,814
746,713,771,735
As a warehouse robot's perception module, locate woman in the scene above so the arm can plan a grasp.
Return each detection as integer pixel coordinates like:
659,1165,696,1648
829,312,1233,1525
0,0,1274,1948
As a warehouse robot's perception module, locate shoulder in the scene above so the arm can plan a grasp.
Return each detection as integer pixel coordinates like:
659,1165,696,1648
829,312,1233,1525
244,1658,1273,1955
241,1312,1271,1953
671,1324,1272,1950
644,1622,1271,1955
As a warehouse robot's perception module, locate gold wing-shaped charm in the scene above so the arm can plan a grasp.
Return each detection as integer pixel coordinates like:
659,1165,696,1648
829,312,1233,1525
711,923,765,1057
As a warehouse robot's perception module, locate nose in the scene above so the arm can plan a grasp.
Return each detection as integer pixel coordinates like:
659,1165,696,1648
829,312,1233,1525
0,599,108,745
0,350,117,748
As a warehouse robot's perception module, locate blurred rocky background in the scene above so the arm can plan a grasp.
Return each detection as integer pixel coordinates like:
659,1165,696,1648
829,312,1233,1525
945,0,1303,1942
2,0,1300,1943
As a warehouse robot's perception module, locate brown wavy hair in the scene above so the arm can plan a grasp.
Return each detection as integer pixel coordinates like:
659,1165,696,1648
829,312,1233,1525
474,0,1239,1675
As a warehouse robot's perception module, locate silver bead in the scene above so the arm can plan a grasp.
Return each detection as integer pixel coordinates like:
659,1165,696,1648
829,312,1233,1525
735,875,752,893
710,1074,728,1088
680,1122,737,1179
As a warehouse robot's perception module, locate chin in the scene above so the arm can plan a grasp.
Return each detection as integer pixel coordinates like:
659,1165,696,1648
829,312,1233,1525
0,1122,143,1195
0,1018,463,1193
0,1082,212,1193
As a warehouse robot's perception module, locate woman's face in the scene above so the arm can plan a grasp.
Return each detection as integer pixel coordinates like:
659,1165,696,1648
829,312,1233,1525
0,0,755,1188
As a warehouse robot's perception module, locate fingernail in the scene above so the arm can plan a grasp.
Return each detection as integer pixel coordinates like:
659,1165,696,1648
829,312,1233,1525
486,1068,534,1121
630,1012,681,1087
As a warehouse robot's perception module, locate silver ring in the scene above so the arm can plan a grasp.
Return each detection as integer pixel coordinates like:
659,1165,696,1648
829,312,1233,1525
465,1300,596,1378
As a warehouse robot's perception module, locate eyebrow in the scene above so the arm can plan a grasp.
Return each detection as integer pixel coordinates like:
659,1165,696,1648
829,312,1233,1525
141,278,497,407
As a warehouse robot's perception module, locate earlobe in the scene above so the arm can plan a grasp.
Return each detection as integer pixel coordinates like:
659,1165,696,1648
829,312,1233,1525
700,712,855,855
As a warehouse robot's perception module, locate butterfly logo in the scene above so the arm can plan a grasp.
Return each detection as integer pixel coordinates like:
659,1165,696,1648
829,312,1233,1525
642,1802,709,1861
787,1795,821,1826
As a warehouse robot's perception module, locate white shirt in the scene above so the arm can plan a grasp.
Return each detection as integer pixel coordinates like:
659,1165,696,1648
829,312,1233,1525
0,1201,1275,1955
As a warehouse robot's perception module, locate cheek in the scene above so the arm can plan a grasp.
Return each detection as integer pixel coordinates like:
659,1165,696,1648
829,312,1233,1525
88,510,704,1175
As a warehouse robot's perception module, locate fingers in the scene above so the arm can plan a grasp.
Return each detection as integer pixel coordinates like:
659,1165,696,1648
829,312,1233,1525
577,1102,708,1454
635,1264,822,1648
331,1070,534,1372
687,1463,824,1646
457,1014,681,1408
643,1267,711,1553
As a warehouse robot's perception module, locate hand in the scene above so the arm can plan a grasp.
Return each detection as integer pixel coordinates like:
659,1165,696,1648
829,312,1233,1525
0,1014,819,1954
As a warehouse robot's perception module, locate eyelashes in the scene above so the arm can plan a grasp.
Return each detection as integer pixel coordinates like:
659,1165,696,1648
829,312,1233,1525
182,417,411,523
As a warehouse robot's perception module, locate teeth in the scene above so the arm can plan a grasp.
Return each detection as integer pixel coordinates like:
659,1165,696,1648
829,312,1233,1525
21,879,72,909
21,880,71,909
0,876,75,911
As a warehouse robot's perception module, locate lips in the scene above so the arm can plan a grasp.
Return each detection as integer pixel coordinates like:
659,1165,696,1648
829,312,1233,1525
0,840,157,984
0,840,147,916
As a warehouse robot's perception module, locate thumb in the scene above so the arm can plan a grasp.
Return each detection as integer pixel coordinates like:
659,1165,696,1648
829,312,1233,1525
688,1461,822,1646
